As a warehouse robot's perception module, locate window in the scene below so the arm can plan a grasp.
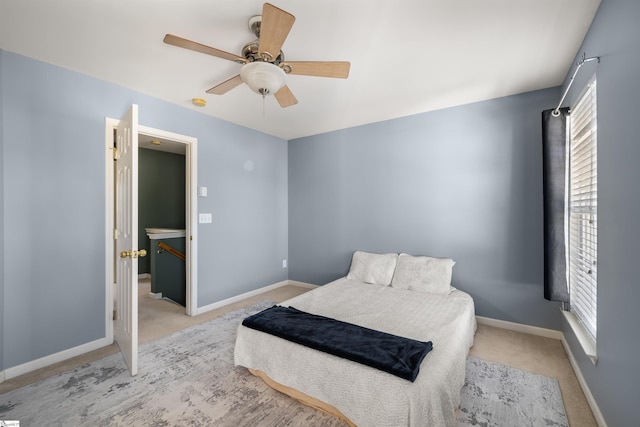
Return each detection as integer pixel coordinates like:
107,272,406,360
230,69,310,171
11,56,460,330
568,76,597,344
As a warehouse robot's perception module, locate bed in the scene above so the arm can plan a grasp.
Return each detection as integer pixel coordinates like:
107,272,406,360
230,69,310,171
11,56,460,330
234,251,476,426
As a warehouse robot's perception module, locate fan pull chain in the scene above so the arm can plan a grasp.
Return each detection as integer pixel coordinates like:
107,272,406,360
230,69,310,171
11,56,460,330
262,93,266,117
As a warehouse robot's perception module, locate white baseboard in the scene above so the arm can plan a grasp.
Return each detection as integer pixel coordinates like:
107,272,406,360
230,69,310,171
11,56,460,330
560,336,608,427
196,280,289,315
476,316,564,340
477,315,606,427
287,280,319,289
3,337,110,381
0,370,5,384
196,280,320,316
138,273,151,279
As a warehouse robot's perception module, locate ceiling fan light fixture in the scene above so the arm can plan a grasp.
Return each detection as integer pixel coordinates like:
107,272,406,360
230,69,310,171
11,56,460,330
240,61,285,96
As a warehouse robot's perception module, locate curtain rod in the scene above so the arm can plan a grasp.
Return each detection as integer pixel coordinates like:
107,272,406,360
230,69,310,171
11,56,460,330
552,53,600,117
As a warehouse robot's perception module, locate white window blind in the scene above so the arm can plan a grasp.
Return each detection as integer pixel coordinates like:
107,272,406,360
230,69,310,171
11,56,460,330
568,77,597,341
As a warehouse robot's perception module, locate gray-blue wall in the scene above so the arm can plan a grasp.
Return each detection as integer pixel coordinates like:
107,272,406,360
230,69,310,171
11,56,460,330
556,1,639,425
0,49,5,373
289,88,563,330
0,51,288,370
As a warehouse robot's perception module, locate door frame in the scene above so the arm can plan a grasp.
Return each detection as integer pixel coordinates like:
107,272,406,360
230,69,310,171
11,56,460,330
105,117,199,343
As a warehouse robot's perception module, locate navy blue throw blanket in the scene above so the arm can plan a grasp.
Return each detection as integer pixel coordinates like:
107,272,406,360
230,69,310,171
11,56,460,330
242,305,433,382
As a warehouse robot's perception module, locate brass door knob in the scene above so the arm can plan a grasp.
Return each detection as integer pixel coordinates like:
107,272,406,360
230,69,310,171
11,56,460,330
120,249,147,259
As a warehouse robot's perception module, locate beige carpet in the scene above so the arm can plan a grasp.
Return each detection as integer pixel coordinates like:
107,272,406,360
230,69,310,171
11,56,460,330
0,279,597,426
0,302,568,427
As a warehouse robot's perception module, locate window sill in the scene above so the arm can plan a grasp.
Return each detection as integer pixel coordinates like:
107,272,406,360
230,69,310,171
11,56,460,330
561,309,598,365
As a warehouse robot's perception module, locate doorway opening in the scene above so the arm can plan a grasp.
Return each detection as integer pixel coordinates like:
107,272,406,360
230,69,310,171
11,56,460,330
104,117,199,351
139,136,187,307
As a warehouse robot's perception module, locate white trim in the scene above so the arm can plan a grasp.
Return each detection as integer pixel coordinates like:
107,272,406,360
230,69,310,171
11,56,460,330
561,309,597,364
105,117,118,344
0,370,5,384
149,292,163,300
195,279,316,315
475,316,564,340
138,273,151,279
196,280,290,315
560,335,608,427
3,337,110,380
287,280,319,289
478,315,606,427
186,137,198,316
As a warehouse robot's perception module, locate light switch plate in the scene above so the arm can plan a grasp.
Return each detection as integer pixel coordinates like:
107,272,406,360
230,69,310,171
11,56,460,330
197,187,208,197
199,213,212,223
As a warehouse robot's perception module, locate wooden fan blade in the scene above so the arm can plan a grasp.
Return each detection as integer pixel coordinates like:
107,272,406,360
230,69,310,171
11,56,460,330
164,34,247,64
258,3,295,61
282,61,350,78
206,75,243,95
274,85,298,108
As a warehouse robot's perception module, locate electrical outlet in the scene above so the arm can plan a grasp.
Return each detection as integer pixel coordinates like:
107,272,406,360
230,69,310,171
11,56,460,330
199,213,212,223
282,259,287,268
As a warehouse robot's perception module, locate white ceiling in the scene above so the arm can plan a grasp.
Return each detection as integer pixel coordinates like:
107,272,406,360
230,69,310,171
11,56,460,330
0,0,600,140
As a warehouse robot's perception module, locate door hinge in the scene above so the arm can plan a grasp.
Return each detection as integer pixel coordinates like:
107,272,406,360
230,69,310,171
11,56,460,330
113,228,119,240
113,147,120,160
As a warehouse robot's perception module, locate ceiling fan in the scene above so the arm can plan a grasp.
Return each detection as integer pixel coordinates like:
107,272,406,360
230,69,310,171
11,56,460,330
164,3,351,108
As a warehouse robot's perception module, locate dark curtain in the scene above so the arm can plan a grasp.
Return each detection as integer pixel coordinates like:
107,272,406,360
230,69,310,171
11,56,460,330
542,108,570,302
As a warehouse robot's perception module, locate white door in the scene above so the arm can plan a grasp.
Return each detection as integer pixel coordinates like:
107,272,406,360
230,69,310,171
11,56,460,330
114,104,141,376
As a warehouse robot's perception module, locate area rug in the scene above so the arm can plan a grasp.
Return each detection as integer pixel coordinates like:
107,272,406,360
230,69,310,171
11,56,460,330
0,301,567,426
457,357,568,427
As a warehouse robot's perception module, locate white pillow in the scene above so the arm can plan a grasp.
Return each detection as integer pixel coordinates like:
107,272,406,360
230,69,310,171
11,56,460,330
347,251,398,286
391,253,455,294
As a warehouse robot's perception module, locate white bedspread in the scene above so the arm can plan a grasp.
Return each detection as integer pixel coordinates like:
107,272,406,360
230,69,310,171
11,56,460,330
235,277,476,426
